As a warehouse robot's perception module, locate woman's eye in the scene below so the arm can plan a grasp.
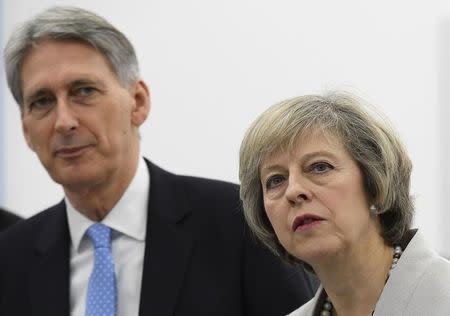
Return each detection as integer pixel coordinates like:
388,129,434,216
265,175,285,190
309,162,333,174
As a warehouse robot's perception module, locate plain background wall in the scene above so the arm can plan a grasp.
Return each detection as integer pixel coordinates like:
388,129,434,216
2,0,450,256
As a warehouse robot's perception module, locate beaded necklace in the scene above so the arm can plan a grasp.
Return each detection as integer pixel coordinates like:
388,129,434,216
320,245,403,316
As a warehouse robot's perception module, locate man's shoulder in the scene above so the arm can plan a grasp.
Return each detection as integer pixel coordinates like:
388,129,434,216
286,298,316,316
174,174,243,221
177,174,239,198
147,159,240,206
148,159,238,188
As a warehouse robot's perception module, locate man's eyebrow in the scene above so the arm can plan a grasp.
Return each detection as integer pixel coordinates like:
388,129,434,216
69,78,105,88
23,77,107,103
23,89,52,104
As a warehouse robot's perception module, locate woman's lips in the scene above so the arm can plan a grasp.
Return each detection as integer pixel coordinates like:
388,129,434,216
292,214,325,232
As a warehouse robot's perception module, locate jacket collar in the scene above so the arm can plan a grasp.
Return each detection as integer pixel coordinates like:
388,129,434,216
374,230,430,315
29,160,195,316
138,159,195,316
31,201,71,315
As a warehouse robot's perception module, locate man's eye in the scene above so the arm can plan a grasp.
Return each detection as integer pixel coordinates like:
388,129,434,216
265,175,285,190
29,96,53,111
309,162,333,174
76,86,96,96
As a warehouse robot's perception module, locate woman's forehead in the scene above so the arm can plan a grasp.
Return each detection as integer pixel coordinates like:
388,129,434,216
258,127,353,172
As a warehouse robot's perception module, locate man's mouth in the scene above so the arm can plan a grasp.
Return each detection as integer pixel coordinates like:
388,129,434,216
292,214,325,231
54,145,92,158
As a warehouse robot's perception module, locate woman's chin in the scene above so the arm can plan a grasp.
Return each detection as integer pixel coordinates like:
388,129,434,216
288,238,342,266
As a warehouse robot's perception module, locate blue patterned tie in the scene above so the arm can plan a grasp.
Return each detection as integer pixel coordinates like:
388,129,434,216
85,223,117,316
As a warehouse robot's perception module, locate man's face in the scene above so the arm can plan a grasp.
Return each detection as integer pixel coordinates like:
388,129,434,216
20,40,149,191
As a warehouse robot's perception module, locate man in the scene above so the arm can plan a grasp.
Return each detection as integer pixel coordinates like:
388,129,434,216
0,6,317,316
0,207,21,231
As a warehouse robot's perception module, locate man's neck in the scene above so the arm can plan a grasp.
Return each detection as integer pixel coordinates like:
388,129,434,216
64,155,140,221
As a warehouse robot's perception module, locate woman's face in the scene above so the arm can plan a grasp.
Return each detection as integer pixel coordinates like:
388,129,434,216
260,131,380,265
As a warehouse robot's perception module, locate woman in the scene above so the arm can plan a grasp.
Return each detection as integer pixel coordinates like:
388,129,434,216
239,92,450,315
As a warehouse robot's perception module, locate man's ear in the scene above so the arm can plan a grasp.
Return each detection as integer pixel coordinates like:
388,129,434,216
130,80,150,127
22,118,35,152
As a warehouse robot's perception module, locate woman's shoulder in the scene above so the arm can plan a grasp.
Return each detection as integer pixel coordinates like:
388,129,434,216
377,230,450,314
403,258,450,314
415,254,450,293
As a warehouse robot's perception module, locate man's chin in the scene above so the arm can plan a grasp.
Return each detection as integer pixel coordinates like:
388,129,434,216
50,171,103,191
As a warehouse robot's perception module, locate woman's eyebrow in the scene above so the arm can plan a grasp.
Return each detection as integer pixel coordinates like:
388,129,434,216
301,150,338,162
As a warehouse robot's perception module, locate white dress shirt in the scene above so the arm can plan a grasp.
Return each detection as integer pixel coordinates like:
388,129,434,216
67,157,150,316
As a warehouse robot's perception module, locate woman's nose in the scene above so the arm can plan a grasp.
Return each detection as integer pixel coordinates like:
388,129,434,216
285,175,311,205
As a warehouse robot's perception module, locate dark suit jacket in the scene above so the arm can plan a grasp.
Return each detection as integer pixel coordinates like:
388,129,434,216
0,207,22,231
0,160,317,315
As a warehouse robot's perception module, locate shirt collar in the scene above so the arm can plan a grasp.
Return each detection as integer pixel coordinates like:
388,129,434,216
66,157,150,252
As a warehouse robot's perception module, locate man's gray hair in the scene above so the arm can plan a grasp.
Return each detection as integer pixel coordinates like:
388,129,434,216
3,6,140,110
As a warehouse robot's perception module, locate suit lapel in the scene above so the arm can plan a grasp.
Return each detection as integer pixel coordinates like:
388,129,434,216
139,161,194,316
29,201,71,316
374,230,424,315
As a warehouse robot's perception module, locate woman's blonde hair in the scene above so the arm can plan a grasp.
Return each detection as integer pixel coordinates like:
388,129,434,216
239,91,413,264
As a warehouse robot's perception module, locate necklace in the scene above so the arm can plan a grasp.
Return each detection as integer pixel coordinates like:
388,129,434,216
320,245,403,316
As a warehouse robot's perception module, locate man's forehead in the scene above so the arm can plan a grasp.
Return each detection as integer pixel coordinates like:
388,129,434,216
20,40,115,96
23,39,111,71
23,76,105,96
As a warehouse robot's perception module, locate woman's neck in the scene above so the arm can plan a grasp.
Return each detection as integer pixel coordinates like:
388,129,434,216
314,235,394,316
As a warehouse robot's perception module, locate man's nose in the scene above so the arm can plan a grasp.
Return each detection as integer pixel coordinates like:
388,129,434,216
54,99,79,134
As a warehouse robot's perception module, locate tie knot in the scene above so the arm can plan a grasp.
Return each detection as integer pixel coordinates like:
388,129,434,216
86,223,112,249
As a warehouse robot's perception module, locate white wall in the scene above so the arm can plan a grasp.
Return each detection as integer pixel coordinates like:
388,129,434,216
2,0,450,256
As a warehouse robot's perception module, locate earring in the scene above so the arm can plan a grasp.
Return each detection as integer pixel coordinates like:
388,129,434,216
369,204,380,216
